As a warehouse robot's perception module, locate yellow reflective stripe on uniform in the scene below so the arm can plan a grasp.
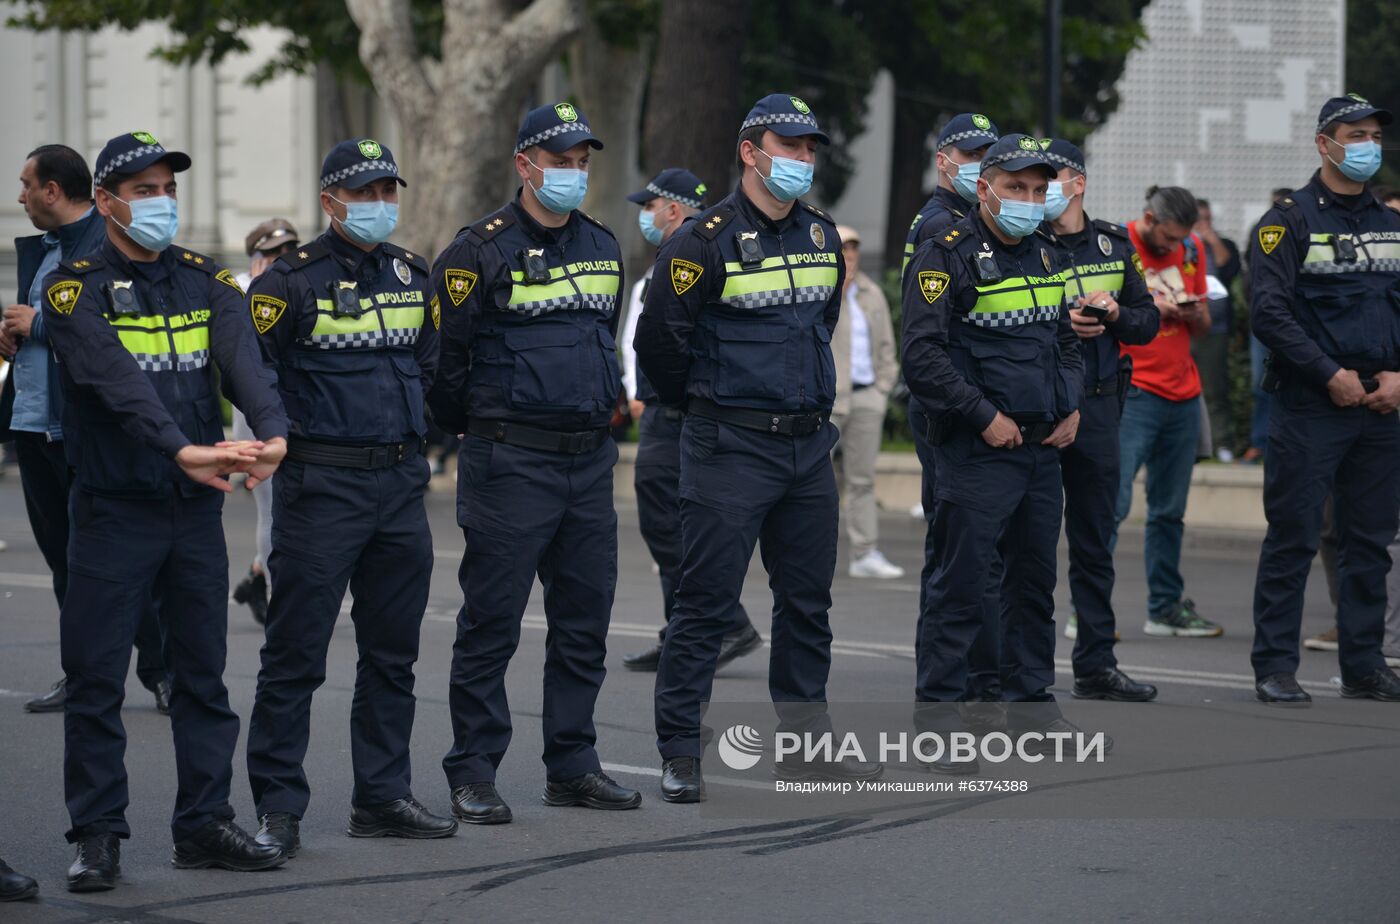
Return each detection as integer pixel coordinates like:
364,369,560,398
509,266,567,283
1302,230,1400,273
721,268,792,299
573,273,621,297
966,275,1065,328
301,297,422,349
1063,267,1124,301
507,279,577,306
113,328,170,356
718,253,839,309
309,299,381,336
108,312,209,371
378,305,424,330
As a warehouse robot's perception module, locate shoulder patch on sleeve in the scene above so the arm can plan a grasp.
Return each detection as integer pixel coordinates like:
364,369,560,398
46,279,84,315
382,242,428,273
670,258,704,295
214,268,244,294
176,248,217,273
276,242,331,270
469,210,514,242
443,267,479,307
917,271,951,304
1257,224,1286,255
1091,218,1130,240
692,206,736,241
250,293,288,335
58,256,105,275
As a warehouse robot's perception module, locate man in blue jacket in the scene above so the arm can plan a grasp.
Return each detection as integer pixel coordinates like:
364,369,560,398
2,144,169,715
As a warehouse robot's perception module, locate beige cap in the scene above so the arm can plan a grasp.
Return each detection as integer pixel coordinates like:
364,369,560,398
245,218,300,257
836,224,860,246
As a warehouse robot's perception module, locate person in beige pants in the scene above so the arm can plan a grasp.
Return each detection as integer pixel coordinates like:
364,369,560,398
831,225,902,578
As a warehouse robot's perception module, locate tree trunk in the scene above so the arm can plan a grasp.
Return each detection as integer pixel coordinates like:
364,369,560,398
881,81,936,273
344,0,585,258
642,0,752,199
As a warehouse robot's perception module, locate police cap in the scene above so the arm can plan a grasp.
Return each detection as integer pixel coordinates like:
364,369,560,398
1039,138,1086,175
320,139,405,191
740,93,830,145
627,168,708,209
936,113,999,152
1316,93,1393,134
515,102,604,155
980,134,1058,179
93,131,191,188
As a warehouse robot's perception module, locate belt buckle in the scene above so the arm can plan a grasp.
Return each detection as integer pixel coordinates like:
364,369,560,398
369,446,389,468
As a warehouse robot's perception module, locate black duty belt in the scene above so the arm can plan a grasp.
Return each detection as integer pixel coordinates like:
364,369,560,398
467,418,609,455
922,413,1056,446
659,407,684,422
1014,419,1057,443
687,397,829,437
288,438,422,469
1085,378,1119,397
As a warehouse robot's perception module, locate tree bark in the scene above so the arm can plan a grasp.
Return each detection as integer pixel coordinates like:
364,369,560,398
642,0,752,199
344,0,585,258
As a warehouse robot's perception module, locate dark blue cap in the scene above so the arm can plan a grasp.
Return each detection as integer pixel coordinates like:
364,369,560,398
1038,138,1086,175
93,131,191,188
515,102,604,155
320,139,406,191
740,93,830,145
936,113,998,152
980,133,1057,179
627,168,708,209
1316,93,1392,134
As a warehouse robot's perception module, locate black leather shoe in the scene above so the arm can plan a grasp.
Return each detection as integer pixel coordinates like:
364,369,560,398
1256,673,1312,706
1073,667,1158,702
152,680,173,716
542,772,642,810
716,625,763,669
66,834,120,892
233,568,268,625
24,677,66,713
623,643,663,672
0,856,38,902
1340,667,1400,702
774,754,884,783
450,783,513,824
1019,717,1115,756
348,796,457,838
660,757,706,803
958,699,1008,733
172,819,285,871
255,812,300,858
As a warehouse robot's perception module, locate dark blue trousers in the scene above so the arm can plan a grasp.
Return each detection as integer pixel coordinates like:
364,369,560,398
635,405,751,640
916,434,1062,715
62,488,237,843
247,456,433,816
443,436,617,785
1252,383,1398,681
655,416,838,760
1062,395,1123,676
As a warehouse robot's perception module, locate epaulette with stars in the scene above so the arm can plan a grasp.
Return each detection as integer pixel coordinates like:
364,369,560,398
934,227,967,250
276,241,331,270
382,241,428,273
799,201,833,223
693,205,736,241
58,256,105,275
1276,196,1297,211
468,210,514,243
176,248,217,274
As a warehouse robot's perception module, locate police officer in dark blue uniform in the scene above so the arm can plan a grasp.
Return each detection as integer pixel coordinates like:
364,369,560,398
903,135,1087,771
1037,139,1160,702
1250,95,1400,705
429,102,641,824
42,131,289,889
903,113,1004,707
620,168,762,672
245,139,454,853
637,93,880,803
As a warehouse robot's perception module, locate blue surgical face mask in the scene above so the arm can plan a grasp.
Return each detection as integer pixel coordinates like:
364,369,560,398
113,194,179,252
756,147,814,201
986,185,1045,239
330,195,398,245
528,159,589,214
638,208,665,246
1325,136,1382,182
946,159,981,203
1043,181,1076,221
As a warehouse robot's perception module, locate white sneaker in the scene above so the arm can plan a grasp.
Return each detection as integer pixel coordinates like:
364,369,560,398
1216,448,1235,463
1386,653,1400,669
849,550,905,579
1064,612,1078,640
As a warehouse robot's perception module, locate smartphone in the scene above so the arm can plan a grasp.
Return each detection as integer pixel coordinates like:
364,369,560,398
1079,302,1110,322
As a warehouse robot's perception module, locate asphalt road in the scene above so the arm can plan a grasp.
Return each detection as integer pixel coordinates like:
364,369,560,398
1,469,1397,923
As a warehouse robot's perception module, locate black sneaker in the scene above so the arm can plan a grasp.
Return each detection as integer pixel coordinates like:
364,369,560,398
67,834,120,892
255,812,300,858
1145,598,1223,637
172,819,285,871
542,772,642,810
233,568,268,625
450,782,513,825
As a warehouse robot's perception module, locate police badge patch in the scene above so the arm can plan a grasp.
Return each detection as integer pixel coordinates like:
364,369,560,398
810,223,825,250
1131,252,1145,277
46,280,82,315
1258,225,1285,256
1098,234,1112,257
430,294,441,330
917,271,950,303
444,268,478,307
215,268,244,294
393,258,411,286
671,258,703,295
250,294,287,335
1041,249,1053,274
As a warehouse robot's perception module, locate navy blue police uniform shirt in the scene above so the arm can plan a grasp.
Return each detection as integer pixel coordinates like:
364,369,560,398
428,194,625,433
633,185,845,412
1250,171,1400,386
41,238,287,496
248,228,439,445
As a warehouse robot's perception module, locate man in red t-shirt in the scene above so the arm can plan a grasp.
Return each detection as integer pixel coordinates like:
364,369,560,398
1113,186,1220,637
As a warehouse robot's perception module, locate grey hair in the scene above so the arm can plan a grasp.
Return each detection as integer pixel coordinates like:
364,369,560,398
1145,185,1198,227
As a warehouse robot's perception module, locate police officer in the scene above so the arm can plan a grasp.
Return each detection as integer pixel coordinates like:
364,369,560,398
42,131,289,889
903,113,1004,707
243,140,454,854
429,102,641,823
903,135,1086,771
619,168,763,672
637,93,880,802
1037,139,1159,701
1250,94,1400,705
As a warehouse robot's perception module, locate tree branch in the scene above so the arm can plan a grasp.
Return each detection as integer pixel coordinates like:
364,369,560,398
500,0,585,75
344,0,434,115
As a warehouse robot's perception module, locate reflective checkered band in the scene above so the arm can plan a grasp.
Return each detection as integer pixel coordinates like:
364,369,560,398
721,284,836,311
939,129,997,149
740,112,822,133
297,329,419,350
962,303,1061,328
129,350,209,373
982,150,1050,171
94,144,165,186
506,292,615,318
1318,102,1380,134
1041,150,1085,174
646,182,701,209
320,160,401,190
514,122,594,154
